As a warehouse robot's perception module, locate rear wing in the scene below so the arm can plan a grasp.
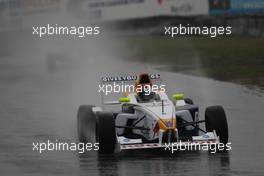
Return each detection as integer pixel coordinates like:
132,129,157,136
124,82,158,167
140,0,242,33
99,73,163,108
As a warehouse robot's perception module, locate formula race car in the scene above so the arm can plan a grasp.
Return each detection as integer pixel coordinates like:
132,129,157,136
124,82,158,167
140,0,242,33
77,73,229,154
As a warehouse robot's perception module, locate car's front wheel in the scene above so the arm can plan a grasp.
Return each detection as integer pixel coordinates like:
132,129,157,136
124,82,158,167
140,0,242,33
77,105,96,143
205,106,229,144
97,112,117,154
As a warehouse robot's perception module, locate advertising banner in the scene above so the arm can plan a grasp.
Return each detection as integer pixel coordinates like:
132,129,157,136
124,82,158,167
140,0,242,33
209,0,264,14
79,0,161,21
164,0,209,16
0,0,63,30
71,0,209,22
1,0,61,15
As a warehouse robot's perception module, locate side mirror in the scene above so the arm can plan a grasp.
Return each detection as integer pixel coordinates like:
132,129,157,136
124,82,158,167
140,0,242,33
118,97,130,103
172,93,184,101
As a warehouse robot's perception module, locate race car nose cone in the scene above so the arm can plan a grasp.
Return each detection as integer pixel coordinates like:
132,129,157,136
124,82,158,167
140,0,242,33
157,119,176,130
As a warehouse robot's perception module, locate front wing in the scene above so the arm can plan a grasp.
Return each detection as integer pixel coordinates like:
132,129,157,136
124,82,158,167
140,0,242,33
117,132,219,151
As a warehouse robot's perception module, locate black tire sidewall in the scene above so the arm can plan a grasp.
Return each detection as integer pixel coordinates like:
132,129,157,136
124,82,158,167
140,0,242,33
77,105,95,143
184,98,194,105
97,112,116,154
205,106,228,144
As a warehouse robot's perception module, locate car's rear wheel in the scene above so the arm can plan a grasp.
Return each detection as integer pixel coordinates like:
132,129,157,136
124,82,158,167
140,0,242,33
77,105,96,143
205,106,228,144
184,98,194,105
97,112,116,154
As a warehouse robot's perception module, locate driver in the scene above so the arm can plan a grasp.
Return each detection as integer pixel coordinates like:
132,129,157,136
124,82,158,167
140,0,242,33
135,73,155,101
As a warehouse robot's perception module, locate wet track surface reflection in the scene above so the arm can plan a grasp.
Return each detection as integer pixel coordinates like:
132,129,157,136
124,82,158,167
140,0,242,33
79,150,231,176
0,33,264,176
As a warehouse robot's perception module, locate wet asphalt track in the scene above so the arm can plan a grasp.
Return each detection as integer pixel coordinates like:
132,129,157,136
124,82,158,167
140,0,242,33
0,32,264,176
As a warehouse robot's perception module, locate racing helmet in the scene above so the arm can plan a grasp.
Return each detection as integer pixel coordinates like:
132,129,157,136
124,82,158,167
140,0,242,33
135,73,155,101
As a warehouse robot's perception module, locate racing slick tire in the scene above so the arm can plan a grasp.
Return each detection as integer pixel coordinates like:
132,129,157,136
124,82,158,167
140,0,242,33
184,98,194,105
77,105,96,143
205,106,228,144
97,112,117,154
